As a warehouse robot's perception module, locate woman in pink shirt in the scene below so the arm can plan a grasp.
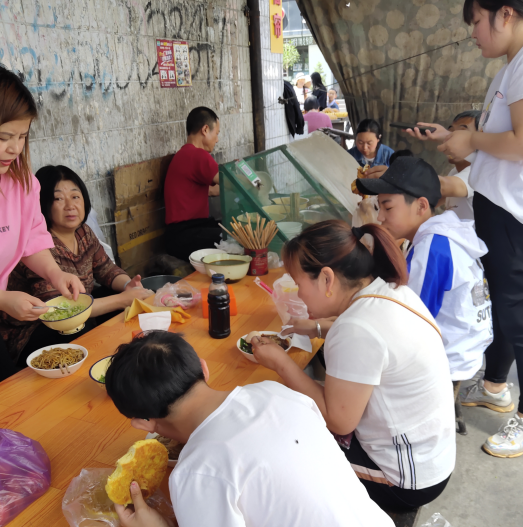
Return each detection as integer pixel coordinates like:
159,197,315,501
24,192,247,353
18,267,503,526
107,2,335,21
303,96,333,134
0,66,84,379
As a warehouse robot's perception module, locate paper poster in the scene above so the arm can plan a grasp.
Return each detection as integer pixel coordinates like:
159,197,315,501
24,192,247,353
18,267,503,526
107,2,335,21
270,0,283,54
156,40,177,88
173,41,192,87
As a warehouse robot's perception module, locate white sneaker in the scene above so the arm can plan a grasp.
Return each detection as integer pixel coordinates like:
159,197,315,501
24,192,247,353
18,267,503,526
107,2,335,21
460,378,514,413
483,414,523,458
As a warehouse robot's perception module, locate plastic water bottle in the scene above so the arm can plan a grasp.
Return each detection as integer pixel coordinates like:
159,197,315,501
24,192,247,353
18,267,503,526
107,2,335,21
208,274,231,339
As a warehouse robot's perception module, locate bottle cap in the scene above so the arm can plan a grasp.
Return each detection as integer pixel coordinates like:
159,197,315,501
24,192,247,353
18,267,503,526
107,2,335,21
212,274,225,283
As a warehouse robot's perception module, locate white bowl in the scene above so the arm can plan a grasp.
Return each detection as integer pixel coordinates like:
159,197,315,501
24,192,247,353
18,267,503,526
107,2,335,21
236,332,291,364
146,432,178,468
89,356,112,385
26,344,88,379
189,249,223,274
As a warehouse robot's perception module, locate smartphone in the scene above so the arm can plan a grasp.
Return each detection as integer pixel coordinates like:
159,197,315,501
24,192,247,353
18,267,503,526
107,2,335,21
390,122,437,135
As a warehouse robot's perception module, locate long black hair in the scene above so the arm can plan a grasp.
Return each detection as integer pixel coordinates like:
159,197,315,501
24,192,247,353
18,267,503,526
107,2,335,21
310,72,327,93
464,0,523,24
35,165,92,230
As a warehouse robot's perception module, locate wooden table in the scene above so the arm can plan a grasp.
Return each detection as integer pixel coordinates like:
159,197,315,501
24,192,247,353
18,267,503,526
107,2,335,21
0,268,321,526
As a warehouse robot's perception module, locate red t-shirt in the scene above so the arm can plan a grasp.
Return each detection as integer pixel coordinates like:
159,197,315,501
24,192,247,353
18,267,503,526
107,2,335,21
164,144,219,225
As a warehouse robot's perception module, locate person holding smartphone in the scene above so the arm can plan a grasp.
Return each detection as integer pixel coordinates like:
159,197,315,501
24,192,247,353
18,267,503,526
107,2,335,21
406,0,523,458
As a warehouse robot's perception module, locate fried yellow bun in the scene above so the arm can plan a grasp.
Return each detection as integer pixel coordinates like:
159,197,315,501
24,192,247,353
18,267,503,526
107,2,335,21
106,439,168,505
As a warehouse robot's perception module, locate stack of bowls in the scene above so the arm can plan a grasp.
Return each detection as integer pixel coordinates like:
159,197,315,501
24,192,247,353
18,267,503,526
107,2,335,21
276,222,302,240
189,248,223,274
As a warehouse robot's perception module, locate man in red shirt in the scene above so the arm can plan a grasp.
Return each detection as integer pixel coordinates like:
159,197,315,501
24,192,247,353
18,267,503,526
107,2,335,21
164,107,221,261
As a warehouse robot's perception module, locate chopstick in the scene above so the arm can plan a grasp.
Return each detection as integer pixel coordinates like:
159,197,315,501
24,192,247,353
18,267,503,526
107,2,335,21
219,214,279,250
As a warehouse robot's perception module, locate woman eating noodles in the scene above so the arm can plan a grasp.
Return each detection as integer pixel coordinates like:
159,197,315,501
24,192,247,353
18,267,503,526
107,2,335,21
251,220,456,510
0,165,152,367
0,66,84,380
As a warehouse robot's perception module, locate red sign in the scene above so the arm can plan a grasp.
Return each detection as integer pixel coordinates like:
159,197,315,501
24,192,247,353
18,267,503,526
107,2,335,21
273,13,282,38
273,0,281,4
156,40,177,88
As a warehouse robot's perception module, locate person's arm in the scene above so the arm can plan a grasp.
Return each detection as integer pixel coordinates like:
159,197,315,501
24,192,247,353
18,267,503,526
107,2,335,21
280,317,336,339
439,175,469,198
365,165,388,179
439,100,523,161
21,249,84,300
0,290,49,321
90,287,153,318
404,122,452,143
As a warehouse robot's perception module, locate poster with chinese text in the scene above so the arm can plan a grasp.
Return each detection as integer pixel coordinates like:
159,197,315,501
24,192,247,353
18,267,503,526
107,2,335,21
173,41,192,87
270,0,283,54
156,40,177,88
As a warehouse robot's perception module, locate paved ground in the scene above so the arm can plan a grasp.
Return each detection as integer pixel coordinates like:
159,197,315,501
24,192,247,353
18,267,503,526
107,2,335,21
415,363,521,527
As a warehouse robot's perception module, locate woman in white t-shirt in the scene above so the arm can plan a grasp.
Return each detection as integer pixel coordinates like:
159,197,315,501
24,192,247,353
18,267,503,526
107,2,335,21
406,0,523,459
251,220,455,511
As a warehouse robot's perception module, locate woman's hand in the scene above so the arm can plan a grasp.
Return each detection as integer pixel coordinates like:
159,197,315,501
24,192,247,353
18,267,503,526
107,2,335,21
0,291,49,321
404,122,450,143
437,130,475,161
115,482,175,527
118,287,155,308
364,165,388,179
251,336,292,372
125,275,144,290
280,317,317,339
49,270,85,301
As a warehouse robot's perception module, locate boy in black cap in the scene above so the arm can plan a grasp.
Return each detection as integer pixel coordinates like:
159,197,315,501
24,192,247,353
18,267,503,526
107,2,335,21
357,157,494,385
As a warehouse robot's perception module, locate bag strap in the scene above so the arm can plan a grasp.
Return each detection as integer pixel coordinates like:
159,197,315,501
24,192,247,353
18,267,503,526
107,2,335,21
350,294,442,339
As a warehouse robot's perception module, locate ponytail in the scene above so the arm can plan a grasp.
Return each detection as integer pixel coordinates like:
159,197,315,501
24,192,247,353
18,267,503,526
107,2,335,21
283,220,407,287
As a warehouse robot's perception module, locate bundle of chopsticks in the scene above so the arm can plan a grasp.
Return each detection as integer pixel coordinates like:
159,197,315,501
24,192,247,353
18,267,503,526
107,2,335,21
219,214,279,250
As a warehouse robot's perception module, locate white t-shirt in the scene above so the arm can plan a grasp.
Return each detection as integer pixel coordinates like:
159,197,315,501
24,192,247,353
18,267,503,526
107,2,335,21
169,382,394,527
470,46,523,223
324,278,456,490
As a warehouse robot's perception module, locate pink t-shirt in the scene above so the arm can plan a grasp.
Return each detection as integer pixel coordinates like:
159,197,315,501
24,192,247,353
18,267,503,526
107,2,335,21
304,112,333,133
0,172,54,290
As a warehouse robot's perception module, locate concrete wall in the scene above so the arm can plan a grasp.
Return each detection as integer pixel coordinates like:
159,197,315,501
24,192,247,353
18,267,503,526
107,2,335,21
0,0,254,247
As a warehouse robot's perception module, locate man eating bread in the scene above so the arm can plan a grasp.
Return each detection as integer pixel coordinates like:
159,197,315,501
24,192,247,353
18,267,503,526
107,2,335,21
105,331,394,527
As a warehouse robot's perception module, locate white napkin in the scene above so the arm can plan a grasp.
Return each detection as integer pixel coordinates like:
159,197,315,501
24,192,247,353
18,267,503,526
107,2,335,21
279,325,313,353
138,311,171,332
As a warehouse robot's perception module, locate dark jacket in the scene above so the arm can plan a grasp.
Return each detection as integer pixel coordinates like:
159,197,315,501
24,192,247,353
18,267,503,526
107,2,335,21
312,88,328,111
284,80,304,137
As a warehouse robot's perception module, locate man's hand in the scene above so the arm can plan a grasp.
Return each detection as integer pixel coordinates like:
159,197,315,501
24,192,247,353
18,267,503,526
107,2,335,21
115,482,175,527
404,122,450,143
49,270,85,301
0,291,49,321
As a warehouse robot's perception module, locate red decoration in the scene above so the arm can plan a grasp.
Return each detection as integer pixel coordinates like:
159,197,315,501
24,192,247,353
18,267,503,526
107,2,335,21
273,13,282,38
273,0,281,5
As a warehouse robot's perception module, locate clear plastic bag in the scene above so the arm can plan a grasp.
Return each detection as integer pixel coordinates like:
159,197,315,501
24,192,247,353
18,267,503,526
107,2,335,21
420,513,452,527
154,280,201,309
268,252,282,269
272,273,309,324
0,429,51,526
352,196,380,228
62,468,175,527
214,239,244,255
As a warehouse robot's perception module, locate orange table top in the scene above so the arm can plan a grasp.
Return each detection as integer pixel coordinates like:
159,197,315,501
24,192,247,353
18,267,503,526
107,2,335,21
0,268,321,526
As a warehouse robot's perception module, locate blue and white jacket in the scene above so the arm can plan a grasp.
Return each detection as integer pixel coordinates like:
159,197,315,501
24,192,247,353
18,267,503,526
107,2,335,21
348,143,395,168
407,211,493,381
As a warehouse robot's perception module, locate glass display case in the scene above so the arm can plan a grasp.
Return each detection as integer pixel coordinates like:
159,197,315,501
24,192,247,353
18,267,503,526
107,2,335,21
219,132,361,255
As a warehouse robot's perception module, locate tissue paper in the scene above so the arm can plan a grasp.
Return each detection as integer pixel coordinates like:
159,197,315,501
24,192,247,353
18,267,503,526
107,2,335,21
138,311,172,332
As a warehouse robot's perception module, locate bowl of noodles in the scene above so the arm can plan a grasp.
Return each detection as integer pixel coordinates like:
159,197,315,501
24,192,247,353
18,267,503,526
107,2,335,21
27,344,88,378
39,293,94,335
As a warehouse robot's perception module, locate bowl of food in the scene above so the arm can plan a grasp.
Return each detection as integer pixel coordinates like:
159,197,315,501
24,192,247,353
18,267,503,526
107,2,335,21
89,356,113,385
261,205,288,220
271,197,309,210
39,294,94,335
237,331,291,363
202,253,252,282
276,222,302,240
189,248,224,274
146,432,184,468
27,344,88,379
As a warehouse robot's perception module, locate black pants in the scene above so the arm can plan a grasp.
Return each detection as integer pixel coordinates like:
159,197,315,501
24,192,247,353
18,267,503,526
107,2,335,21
474,193,523,413
342,436,451,511
165,218,222,262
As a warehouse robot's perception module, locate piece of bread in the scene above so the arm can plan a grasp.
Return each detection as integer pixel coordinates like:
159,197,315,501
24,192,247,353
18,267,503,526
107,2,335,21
352,164,371,198
106,439,169,505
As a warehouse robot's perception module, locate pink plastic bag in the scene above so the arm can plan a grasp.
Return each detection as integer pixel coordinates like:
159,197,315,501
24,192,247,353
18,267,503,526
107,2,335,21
62,468,175,527
0,429,51,526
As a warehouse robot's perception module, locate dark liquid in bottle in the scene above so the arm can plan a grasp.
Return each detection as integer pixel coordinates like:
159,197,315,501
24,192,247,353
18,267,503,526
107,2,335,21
208,290,231,339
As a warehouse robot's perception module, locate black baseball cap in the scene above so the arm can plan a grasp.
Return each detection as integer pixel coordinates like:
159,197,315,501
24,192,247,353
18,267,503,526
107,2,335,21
356,157,441,208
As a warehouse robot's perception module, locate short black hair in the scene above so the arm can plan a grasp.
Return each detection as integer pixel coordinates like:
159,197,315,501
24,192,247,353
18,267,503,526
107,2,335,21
186,106,219,136
389,149,414,165
463,0,523,25
399,192,436,213
105,331,205,419
35,165,92,230
356,118,382,139
452,110,481,131
304,95,320,111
